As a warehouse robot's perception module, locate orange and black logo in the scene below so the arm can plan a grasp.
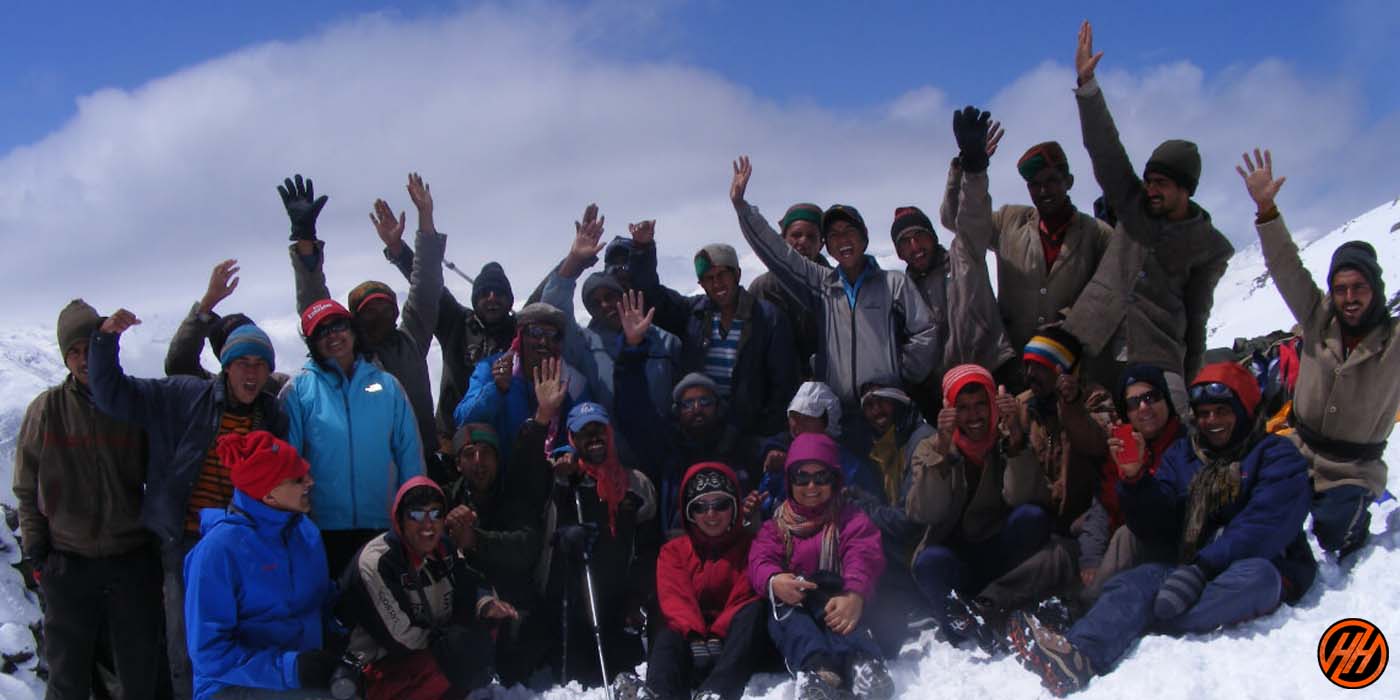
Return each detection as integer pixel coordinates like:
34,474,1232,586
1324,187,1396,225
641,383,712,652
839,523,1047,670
1318,618,1388,689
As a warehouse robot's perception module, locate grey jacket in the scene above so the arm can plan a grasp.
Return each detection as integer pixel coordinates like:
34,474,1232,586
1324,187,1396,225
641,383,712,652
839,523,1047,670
1062,77,1233,379
735,203,940,408
943,171,1018,374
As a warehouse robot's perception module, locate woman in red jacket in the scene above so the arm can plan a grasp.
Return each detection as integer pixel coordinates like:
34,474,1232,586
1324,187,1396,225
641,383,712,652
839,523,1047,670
620,462,767,700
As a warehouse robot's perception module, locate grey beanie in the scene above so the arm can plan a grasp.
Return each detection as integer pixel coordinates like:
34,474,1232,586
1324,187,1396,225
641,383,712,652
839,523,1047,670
57,299,101,359
581,272,626,316
1144,139,1202,196
516,302,566,331
672,372,719,403
694,244,740,279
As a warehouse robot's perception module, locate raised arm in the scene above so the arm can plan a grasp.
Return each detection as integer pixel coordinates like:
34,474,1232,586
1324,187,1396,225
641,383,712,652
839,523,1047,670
1072,22,1152,239
1237,149,1323,326
166,259,241,378
729,156,825,306
624,219,699,337
397,173,446,355
278,174,332,314
950,108,1005,254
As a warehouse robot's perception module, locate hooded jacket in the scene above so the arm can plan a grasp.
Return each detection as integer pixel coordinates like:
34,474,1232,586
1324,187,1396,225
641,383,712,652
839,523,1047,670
453,350,590,464
734,203,940,408
281,355,423,531
655,463,760,639
293,229,445,463
184,489,331,700
1257,214,1400,495
87,330,287,547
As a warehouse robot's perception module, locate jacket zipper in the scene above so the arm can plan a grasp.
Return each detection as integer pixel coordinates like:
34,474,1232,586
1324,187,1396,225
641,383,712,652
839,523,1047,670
849,283,860,404
339,368,358,528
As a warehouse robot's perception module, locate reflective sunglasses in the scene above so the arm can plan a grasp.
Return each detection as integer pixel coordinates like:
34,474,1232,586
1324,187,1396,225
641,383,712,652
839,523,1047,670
523,324,561,341
679,395,717,411
1125,389,1164,411
312,318,352,341
790,469,836,487
687,498,734,517
1188,382,1235,405
405,508,444,523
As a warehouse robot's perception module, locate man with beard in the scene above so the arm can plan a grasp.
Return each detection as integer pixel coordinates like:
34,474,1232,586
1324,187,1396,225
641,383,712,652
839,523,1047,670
1060,23,1234,402
282,173,444,472
748,202,832,380
538,204,682,415
613,290,760,538
1238,149,1400,557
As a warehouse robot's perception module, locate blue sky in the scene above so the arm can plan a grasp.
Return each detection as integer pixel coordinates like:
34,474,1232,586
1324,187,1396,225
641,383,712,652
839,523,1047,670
3,1,1396,156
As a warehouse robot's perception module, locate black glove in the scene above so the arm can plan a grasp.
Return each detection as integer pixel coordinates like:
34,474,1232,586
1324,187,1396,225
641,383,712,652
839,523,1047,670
295,649,340,689
1153,564,1207,620
552,522,600,560
952,106,992,174
277,173,329,242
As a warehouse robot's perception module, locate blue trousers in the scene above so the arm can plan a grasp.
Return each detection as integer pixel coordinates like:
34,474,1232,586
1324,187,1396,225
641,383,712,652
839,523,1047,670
1312,485,1372,556
768,606,881,672
1066,558,1282,672
910,504,1051,624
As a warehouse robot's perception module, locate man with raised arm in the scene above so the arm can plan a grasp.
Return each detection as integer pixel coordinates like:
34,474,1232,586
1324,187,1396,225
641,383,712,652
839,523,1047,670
1238,149,1400,558
748,202,832,380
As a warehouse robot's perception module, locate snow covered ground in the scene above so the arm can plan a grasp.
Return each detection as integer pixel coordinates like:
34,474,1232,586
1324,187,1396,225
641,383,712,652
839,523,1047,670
3,198,1400,698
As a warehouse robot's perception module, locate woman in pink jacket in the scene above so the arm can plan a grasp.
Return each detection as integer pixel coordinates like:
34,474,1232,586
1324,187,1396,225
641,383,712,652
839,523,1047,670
747,433,891,700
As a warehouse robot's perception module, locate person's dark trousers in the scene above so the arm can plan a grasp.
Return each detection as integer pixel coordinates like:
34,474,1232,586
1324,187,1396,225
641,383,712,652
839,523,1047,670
1065,558,1283,672
1312,485,1372,557
864,569,932,657
41,547,164,700
768,606,882,674
321,529,381,580
911,504,1051,626
161,535,199,700
646,601,768,700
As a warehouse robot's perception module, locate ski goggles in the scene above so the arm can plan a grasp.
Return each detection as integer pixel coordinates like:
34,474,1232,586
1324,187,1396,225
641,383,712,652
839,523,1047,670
1188,382,1236,405
405,508,444,523
790,469,836,487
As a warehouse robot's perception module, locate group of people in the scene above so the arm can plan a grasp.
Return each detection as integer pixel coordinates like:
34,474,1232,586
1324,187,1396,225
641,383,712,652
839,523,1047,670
13,22,1399,700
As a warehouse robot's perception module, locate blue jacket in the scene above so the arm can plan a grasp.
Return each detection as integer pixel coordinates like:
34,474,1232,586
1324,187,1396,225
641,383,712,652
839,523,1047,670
1120,432,1312,579
184,491,331,700
87,331,286,547
282,357,423,531
452,352,590,463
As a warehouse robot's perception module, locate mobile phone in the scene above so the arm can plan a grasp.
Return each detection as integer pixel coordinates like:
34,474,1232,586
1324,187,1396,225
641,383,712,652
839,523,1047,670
1111,423,1143,465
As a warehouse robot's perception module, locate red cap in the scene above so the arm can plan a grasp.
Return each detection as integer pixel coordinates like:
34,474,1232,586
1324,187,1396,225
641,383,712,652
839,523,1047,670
217,431,309,500
1191,362,1262,419
300,298,351,337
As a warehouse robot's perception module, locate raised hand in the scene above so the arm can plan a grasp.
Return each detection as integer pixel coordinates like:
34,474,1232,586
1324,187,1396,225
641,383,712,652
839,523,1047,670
100,309,141,336
199,259,240,314
533,357,569,424
618,289,654,347
1235,149,1286,214
627,219,656,247
491,351,515,393
1076,20,1104,85
369,198,407,256
572,203,606,259
986,120,1005,157
407,172,435,234
277,174,328,242
741,490,762,523
762,449,787,474
1108,422,1147,480
445,505,478,550
932,406,957,456
952,106,993,173
730,156,752,206
996,385,1023,448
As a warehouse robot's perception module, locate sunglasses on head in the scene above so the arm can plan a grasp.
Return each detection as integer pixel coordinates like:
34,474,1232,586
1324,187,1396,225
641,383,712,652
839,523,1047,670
405,508,443,523
790,469,835,487
312,318,351,341
1125,389,1164,411
1188,382,1235,405
679,395,717,411
523,325,560,341
687,498,734,517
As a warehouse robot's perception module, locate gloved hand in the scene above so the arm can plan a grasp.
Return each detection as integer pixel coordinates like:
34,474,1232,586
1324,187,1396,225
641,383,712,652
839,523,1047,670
952,106,992,174
1153,564,1207,620
277,174,329,241
295,649,340,689
552,522,600,560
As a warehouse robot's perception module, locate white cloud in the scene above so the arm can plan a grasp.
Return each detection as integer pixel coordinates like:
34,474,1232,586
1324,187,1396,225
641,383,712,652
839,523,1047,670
2,5,1397,378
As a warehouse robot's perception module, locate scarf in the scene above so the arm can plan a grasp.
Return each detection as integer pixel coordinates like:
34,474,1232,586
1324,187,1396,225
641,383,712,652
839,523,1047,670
772,497,842,574
868,428,904,504
1179,432,1248,562
953,394,999,467
570,427,629,537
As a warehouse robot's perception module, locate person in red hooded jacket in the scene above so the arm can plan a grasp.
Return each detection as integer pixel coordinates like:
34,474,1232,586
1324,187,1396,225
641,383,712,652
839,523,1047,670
615,462,767,700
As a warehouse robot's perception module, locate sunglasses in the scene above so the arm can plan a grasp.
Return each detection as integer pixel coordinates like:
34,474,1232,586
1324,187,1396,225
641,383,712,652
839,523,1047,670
523,325,560,341
312,318,351,341
687,498,734,517
790,469,835,487
679,395,717,411
1125,389,1164,411
405,509,443,523
1188,382,1235,405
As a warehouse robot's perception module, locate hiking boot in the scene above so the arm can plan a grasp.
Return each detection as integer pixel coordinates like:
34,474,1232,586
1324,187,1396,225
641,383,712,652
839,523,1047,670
943,591,1007,655
1006,610,1094,697
692,691,722,700
849,655,895,700
612,672,656,700
1033,595,1078,631
796,669,854,700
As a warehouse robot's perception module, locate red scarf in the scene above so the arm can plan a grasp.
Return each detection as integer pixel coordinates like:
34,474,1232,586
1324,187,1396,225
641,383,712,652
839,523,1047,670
943,365,1000,466
570,427,629,536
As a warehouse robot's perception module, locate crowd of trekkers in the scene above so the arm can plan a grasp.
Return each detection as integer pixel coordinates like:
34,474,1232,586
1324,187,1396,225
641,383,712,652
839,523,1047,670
13,21,1400,700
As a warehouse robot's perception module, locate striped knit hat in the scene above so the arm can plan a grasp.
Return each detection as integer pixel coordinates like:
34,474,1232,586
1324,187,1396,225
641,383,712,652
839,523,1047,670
1023,326,1081,374
219,323,276,372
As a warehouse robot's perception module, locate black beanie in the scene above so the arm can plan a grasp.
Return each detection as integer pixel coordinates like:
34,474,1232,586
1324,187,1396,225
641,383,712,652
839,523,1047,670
581,272,625,317
1144,139,1201,196
472,262,514,309
210,313,254,358
1329,241,1388,329
890,206,936,244
822,204,868,243
1117,363,1177,418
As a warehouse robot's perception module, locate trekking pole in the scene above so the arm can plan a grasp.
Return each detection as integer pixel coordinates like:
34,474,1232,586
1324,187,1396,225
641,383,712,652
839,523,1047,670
444,259,476,285
561,557,569,683
574,487,615,700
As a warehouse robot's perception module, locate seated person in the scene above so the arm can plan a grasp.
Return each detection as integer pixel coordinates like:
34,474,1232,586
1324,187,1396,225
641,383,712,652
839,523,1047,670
340,478,519,700
617,463,767,700
183,431,336,700
1008,362,1316,696
747,433,892,700
757,382,880,516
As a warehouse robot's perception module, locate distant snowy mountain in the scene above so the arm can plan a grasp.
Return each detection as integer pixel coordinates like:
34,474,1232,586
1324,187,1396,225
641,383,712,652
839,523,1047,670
0,328,66,507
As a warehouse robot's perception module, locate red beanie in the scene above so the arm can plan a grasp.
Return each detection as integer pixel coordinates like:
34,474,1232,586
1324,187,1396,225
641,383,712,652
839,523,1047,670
1190,362,1262,419
217,431,309,500
942,363,995,406
300,298,351,338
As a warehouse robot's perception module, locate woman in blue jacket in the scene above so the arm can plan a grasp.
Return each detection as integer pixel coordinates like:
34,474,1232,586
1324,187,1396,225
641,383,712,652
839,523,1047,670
282,298,424,576
184,431,339,700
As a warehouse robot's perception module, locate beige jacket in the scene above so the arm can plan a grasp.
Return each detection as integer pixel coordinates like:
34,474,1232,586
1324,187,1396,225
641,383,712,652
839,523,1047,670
905,436,1042,560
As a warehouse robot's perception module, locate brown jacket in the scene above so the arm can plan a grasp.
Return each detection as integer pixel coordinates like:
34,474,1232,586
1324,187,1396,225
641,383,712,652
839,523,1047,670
941,170,1018,375
1010,385,1114,533
905,436,1042,561
1062,77,1234,380
12,376,151,561
1258,214,1400,494
940,167,1114,352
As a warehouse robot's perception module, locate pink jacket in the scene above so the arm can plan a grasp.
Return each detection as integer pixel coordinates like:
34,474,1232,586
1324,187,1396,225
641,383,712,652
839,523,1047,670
746,503,886,600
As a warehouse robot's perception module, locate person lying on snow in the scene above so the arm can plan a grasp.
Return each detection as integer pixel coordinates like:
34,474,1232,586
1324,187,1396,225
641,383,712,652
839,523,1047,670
747,433,892,700
1007,361,1317,696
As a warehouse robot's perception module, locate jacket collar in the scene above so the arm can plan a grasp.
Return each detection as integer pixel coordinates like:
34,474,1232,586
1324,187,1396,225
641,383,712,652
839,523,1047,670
225,489,303,535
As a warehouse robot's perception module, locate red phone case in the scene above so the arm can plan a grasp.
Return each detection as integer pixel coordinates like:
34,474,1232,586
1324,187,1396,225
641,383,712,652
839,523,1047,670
1112,424,1143,464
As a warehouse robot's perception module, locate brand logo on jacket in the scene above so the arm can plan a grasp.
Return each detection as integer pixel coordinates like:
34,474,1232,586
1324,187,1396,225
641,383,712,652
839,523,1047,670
1318,617,1387,689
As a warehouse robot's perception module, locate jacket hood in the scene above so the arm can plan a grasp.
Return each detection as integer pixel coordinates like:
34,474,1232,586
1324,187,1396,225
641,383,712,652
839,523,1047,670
785,433,843,488
390,476,446,539
679,462,743,545
787,381,843,438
